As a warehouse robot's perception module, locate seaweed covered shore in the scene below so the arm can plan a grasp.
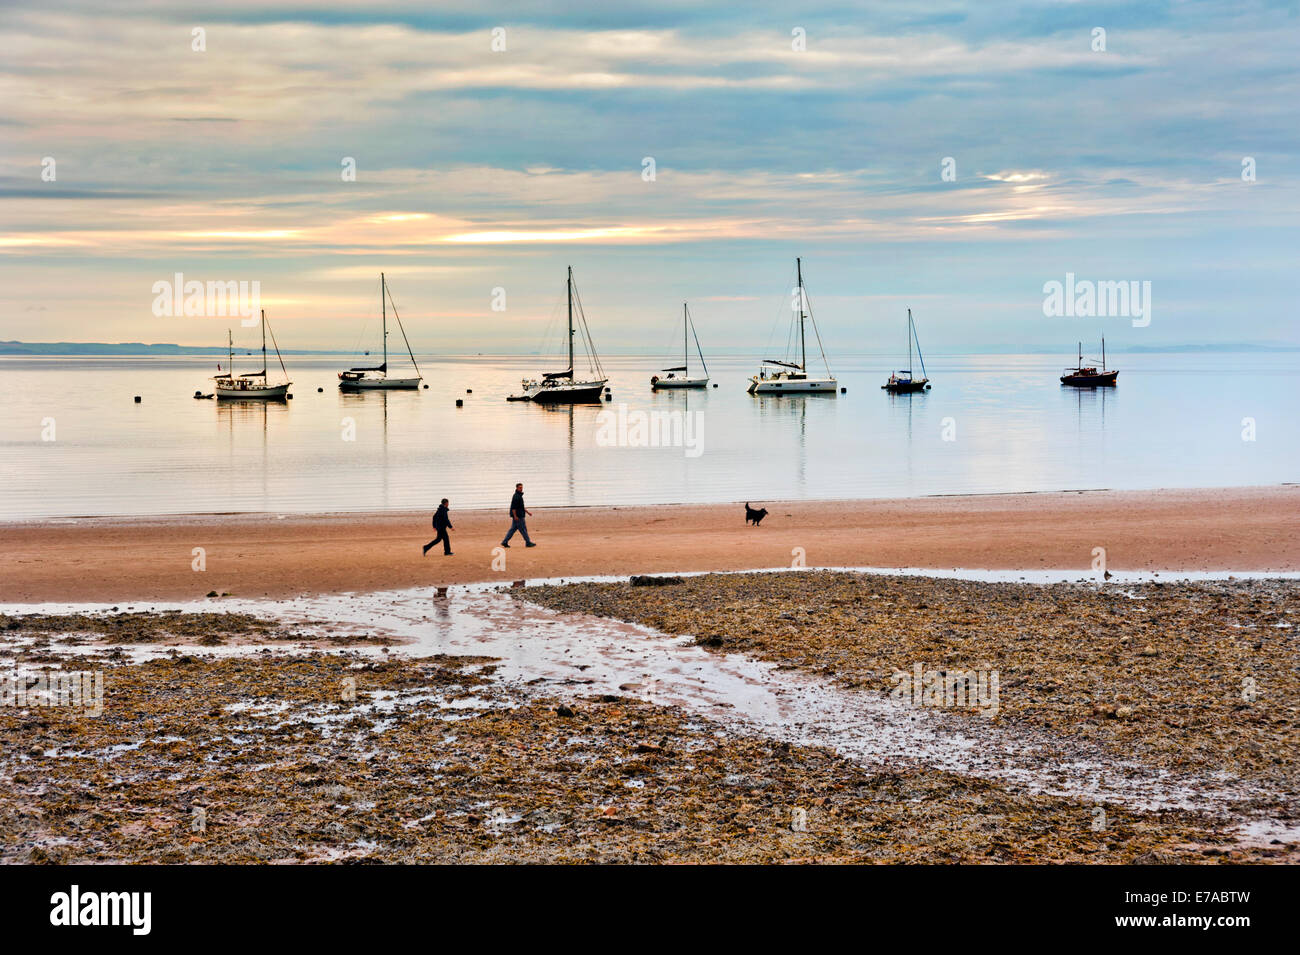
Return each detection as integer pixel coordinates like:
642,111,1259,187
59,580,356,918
0,579,1295,864
524,572,1299,790
0,650,1276,863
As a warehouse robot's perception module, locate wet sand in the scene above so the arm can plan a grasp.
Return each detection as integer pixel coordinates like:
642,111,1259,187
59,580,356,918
1,486,1296,603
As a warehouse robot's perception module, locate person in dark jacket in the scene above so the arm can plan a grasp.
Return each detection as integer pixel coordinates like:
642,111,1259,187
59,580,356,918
500,482,535,548
423,499,453,556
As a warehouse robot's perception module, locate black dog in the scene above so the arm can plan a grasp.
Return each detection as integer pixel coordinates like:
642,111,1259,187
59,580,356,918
744,502,768,526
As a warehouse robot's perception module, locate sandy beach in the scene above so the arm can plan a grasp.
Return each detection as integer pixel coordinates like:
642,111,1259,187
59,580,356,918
4,490,1297,864
1,486,1296,603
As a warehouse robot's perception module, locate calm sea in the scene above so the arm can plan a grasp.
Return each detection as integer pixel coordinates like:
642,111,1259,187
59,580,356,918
1,352,1296,519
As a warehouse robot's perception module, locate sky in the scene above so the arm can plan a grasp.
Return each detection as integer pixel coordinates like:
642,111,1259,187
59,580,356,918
1,0,1297,356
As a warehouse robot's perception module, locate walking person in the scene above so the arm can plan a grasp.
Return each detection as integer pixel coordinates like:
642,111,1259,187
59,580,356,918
423,498,454,556
501,482,536,548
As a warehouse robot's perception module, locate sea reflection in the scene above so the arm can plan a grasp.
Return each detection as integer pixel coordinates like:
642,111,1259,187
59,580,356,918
0,352,1295,518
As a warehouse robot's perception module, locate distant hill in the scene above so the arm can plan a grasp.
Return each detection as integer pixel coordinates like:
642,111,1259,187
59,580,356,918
1120,343,1300,353
0,341,342,356
2,340,1297,357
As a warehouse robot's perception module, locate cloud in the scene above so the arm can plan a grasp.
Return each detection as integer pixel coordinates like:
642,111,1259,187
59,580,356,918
0,2,1297,349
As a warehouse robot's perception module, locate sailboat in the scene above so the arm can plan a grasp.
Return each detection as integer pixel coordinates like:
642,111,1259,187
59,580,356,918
1060,338,1118,386
213,311,291,400
882,308,931,393
511,266,608,403
651,303,709,389
338,273,422,390
747,257,837,395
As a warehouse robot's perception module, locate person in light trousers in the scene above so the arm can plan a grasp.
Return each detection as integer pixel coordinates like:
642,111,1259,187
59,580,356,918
501,482,536,548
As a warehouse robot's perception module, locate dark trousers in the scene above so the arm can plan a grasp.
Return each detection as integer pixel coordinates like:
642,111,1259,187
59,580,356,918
502,517,532,545
426,529,451,554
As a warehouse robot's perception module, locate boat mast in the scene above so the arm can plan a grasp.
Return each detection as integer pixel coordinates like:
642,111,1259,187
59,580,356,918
567,265,574,374
261,309,267,376
797,257,806,372
907,308,913,374
1101,337,1106,372
683,302,689,375
228,329,233,374
381,272,388,371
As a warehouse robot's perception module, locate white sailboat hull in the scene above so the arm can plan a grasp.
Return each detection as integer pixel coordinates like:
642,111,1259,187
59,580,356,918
215,380,291,400
339,373,421,390
748,375,837,395
652,376,708,389
519,378,608,403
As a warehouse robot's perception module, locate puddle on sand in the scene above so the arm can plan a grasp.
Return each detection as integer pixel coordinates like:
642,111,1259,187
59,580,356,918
2,575,1293,826
1232,819,1300,849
